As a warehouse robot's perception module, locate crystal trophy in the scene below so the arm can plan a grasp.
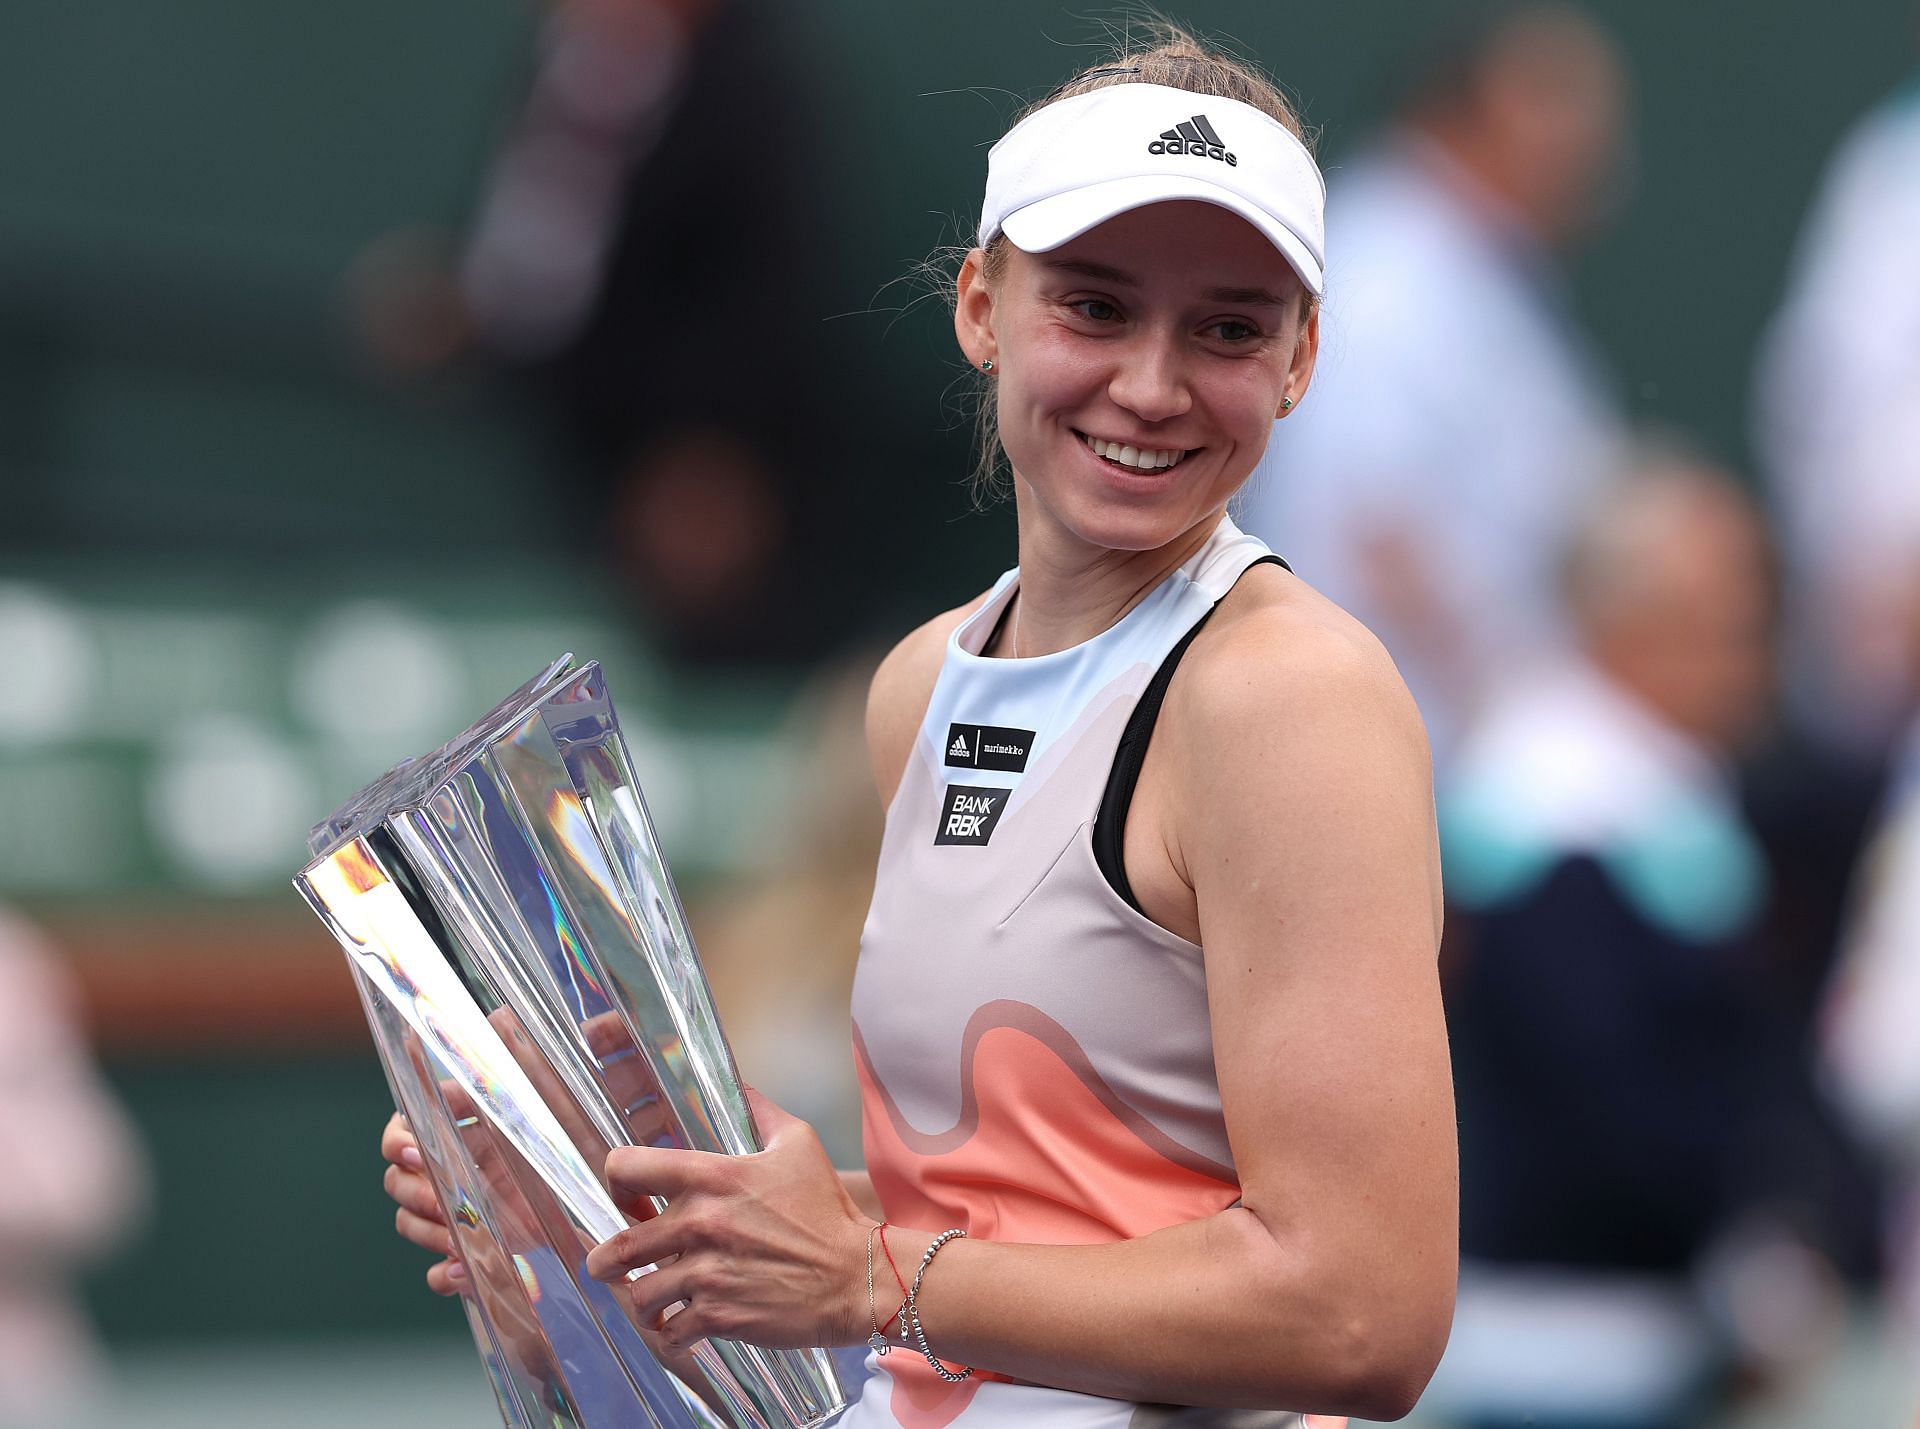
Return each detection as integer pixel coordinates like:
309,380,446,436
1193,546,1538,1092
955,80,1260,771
295,655,846,1429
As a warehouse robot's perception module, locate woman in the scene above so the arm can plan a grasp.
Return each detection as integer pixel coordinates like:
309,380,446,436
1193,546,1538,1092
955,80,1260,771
384,30,1457,1427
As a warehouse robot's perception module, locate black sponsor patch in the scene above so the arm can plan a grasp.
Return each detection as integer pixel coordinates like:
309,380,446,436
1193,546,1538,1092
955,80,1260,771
943,722,1035,773
935,784,1011,846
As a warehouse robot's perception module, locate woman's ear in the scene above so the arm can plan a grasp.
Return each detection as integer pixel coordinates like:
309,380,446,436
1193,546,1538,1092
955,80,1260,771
954,248,997,371
1278,301,1320,417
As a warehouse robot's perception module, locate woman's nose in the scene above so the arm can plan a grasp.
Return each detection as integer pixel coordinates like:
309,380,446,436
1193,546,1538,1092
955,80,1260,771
1106,336,1192,424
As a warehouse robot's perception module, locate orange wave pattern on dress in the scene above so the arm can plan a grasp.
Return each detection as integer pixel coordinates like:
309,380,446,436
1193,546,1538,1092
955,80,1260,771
853,1001,1243,1429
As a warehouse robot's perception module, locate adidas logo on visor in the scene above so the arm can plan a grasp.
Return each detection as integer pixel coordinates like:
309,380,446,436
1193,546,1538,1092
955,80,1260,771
1147,113,1236,166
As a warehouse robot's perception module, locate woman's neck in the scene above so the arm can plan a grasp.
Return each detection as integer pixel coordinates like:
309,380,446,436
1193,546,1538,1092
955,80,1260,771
997,490,1226,658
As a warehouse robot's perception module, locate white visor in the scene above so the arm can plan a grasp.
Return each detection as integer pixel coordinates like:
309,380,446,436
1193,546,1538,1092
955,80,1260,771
979,82,1325,297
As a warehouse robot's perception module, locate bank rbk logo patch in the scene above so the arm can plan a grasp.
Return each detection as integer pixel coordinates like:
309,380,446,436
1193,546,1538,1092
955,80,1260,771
935,784,1010,846
944,722,1035,773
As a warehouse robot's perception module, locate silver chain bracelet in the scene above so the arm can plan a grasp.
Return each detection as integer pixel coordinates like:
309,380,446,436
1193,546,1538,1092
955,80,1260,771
904,1228,972,1382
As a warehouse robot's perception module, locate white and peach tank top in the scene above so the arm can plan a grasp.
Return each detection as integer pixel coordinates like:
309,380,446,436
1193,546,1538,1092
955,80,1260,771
840,516,1309,1429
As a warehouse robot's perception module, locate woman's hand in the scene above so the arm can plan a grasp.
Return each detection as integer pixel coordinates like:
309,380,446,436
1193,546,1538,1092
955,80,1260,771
584,1090,870,1352
380,1111,467,1296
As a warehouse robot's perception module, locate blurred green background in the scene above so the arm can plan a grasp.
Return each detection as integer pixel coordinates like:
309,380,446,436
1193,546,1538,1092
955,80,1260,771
0,0,1914,1422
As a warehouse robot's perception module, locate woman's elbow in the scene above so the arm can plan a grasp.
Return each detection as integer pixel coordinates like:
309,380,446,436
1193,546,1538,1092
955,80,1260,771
1326,1288,1454,1422
1233,1206,1457,1418
1340,1360,1440,1423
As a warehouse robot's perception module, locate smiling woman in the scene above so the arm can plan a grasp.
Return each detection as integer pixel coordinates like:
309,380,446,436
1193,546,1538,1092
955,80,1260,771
382,21,1457,1429
957,199,1316,565
960,40,1322,503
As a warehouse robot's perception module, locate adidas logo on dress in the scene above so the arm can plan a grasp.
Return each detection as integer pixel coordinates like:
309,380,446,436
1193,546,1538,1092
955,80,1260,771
949,733,970,759
1147,113,1236,166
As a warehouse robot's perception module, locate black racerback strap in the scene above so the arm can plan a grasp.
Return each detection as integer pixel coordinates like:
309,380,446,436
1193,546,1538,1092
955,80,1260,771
1092,553,1289,916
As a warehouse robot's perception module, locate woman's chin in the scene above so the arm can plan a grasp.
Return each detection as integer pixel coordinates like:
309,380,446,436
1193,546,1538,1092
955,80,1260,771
1048,491,1218,556
1013,445,1234,555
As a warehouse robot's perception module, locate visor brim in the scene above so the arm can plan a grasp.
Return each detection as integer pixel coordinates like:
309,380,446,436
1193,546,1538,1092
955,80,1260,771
999,174,1324,298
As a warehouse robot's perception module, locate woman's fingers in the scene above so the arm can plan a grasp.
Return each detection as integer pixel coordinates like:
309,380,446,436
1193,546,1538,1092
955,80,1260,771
623,1263,695,1326
585,1208,689,1284
382,1112,464,1297
657,1300,707,1349
603,1143,729,1210
741,1086,795,1146
581,1010,639,1060
383,1163,449,1225
424,1258,469,1298
396,1204,455,1258
592,1096,860,1349
380,1112,424,1171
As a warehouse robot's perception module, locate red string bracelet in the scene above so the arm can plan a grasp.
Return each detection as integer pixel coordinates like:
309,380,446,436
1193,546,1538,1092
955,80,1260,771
877,1222,909,1333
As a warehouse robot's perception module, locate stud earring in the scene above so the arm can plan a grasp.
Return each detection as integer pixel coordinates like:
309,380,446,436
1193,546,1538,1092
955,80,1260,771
1280,396,1294,412
981,359,994,373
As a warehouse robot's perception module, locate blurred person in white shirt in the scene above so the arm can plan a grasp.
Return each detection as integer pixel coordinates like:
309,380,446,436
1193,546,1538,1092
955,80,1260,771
1754,68,1920,755
1239,3,1628,764
1824,549,1920,1334
0,909,147,1424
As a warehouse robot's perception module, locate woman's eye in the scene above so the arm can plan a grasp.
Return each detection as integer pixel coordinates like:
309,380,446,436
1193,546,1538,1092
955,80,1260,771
1208,319,1260,343
1072,299,1119,322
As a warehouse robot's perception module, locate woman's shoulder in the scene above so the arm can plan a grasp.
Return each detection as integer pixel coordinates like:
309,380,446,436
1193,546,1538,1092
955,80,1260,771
1174,560,1428,757
863,590,995,807
1150,564,1438,935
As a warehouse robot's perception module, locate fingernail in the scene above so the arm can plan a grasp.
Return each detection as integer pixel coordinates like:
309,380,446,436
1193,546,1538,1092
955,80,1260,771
447,1261,467,1283
400,1147,424,1171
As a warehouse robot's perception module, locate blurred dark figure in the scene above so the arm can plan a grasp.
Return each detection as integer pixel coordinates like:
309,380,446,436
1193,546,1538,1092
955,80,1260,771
366,0,922,666
0,909,146,1424
464,0,845,665
1428,458,1853,1429
1240,3,1627,765
1754,64,1920,756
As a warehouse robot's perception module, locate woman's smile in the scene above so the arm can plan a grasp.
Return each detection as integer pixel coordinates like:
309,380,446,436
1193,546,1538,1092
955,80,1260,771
1074,431,1196,473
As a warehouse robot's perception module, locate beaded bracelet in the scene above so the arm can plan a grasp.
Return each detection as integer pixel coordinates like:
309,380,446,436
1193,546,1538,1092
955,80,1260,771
903,1228,972,1382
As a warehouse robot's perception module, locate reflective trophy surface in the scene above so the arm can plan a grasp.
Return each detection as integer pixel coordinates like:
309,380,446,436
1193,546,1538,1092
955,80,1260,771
295,656,846,1429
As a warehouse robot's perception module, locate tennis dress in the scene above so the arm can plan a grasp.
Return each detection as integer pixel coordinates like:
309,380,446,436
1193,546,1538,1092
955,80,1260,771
838,516,1310,1429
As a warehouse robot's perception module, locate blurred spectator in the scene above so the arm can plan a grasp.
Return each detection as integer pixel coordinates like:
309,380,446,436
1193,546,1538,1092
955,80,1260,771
452,0,923,668
694,654,885,1168
1428,458,1847,1429
1825,551,1920,1332
0,909,146,1424
1754,67,1920,755
1239,2,1628,763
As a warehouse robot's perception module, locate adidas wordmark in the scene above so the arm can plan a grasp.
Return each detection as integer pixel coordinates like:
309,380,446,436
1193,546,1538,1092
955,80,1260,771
1147,113,1237,166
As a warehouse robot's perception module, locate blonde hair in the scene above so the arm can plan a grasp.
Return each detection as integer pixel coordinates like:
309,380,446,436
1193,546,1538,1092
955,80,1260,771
965,23,1318,503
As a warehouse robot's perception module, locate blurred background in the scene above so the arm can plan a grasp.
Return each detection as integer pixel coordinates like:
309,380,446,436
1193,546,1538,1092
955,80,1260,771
2,0,1918,1424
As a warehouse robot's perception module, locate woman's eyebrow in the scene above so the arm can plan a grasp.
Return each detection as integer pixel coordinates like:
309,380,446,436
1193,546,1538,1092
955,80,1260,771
1205,285,1291,308
1041,257,1138,286
1042,258,1288,309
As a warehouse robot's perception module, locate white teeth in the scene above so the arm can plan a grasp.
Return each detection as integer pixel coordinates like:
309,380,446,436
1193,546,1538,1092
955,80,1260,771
1086,435,1186,471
